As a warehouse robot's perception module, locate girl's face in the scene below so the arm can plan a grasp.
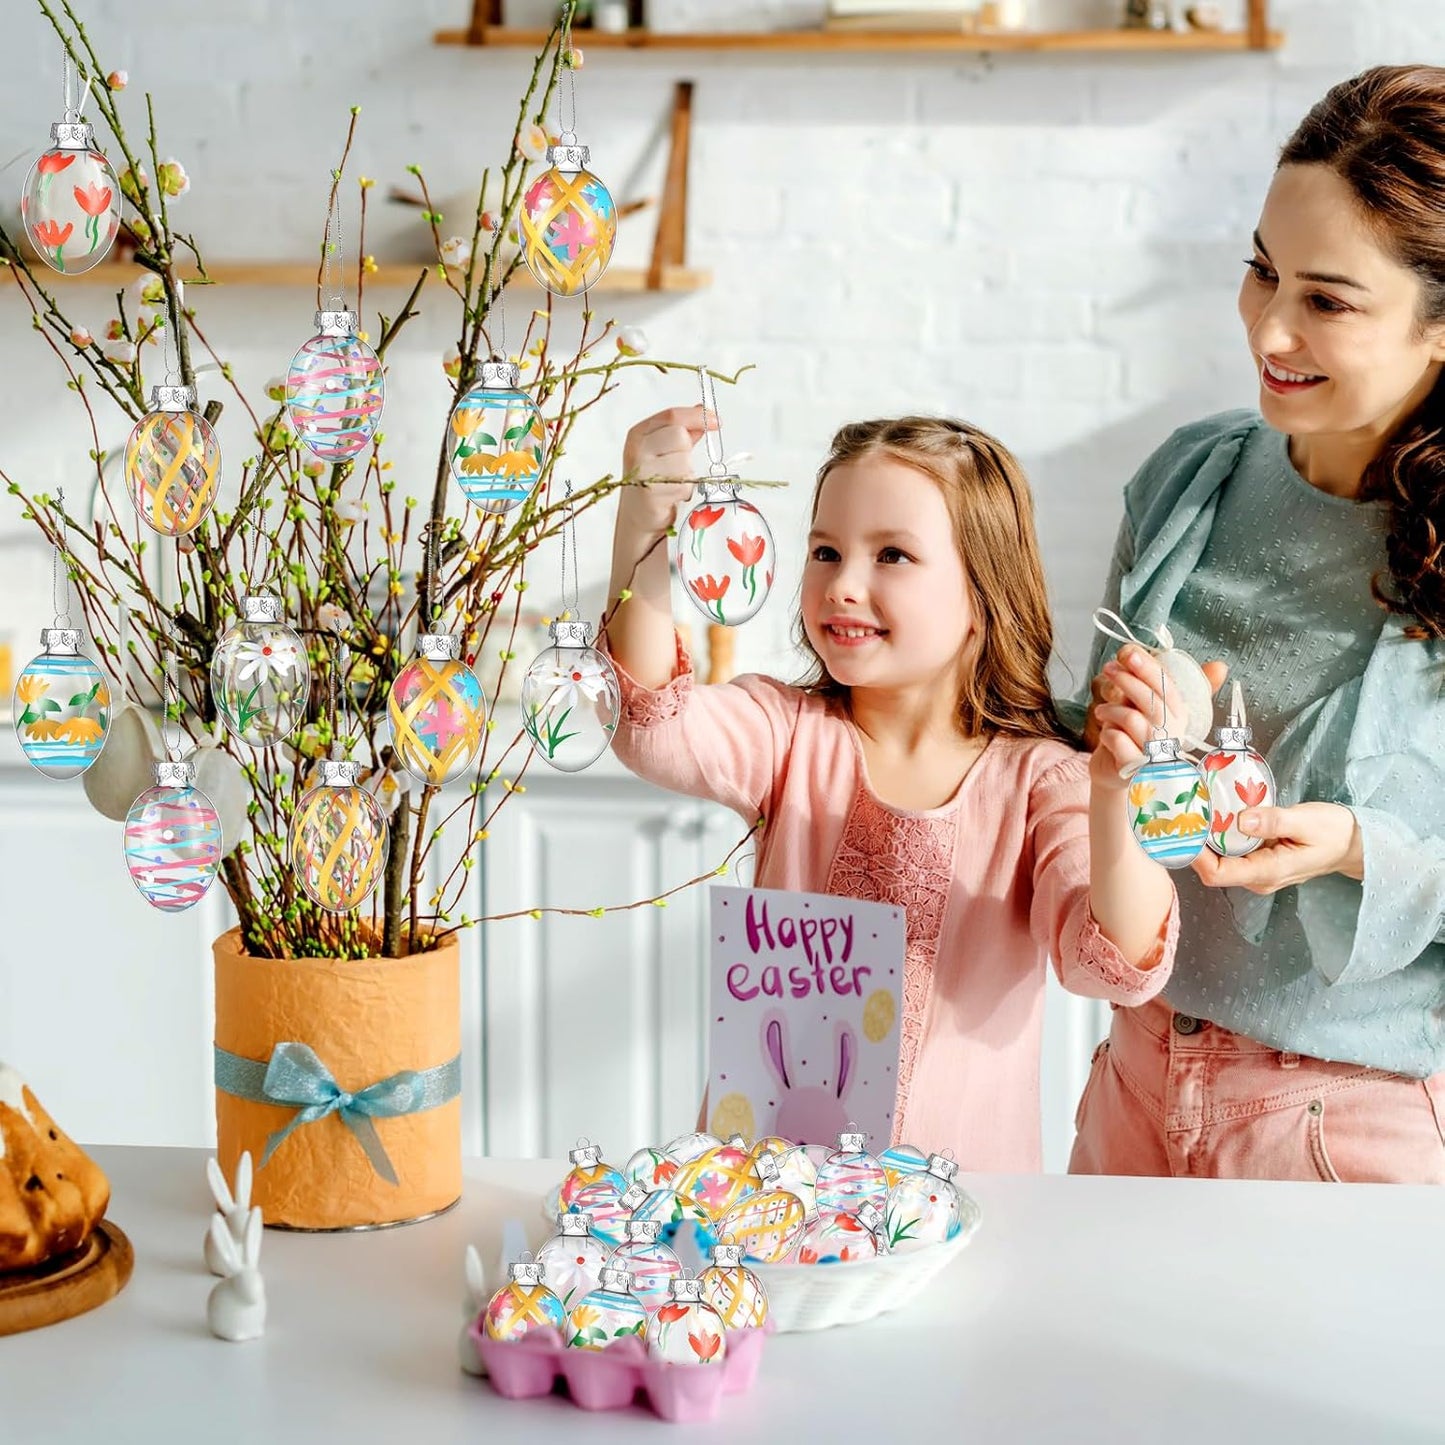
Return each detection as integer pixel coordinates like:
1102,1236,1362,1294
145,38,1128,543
802,456,975,694
1239,163,1445,439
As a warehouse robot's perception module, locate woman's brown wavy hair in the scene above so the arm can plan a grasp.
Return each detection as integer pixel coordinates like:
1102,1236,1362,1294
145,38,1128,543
1280,65,1445,640
794,416,1076,746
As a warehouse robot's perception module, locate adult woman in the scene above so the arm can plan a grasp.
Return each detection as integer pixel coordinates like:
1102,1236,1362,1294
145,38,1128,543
1064,65,1445,1183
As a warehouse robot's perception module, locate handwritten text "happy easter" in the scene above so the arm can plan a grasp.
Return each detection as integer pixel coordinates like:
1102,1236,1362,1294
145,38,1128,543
725,894,870,1002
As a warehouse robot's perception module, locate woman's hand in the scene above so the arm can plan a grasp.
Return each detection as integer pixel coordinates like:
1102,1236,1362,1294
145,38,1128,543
1086,645,1229,792
620,404,716,534
1192,802,1364,892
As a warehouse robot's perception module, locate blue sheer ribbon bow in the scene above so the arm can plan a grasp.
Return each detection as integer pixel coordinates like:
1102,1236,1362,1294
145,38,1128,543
214,1041,461,1186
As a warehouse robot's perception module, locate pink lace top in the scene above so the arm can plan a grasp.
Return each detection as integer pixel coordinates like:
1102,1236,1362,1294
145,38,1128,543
608,638,1178,1172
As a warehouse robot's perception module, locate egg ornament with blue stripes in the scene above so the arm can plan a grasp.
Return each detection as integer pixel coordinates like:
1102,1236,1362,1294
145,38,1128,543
13,628,111,779
285,309,384,462
123,758,223,912
1127,737,1211,869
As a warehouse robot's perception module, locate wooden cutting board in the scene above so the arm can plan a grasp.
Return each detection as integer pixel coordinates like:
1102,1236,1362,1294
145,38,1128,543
0,1220,133,1335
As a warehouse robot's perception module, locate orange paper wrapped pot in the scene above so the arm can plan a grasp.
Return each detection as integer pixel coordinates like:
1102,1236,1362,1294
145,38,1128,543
213,928,462,1229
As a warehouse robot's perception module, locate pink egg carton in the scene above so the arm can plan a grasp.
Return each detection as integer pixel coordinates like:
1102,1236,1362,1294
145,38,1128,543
468,1322,768,1423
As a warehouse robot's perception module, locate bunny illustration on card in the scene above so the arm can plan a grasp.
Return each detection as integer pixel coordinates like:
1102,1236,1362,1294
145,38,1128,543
764,1011,856,1145
204,1151,253,1277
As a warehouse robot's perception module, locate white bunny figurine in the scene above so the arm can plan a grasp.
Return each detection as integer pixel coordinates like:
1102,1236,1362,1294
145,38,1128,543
459,1243,488,1376
207,1206,266,1342
205,1151,253,1277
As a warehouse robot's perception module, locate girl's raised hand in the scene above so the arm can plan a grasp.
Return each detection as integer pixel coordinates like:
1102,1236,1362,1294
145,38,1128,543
620,404,718,532
1088,645,1228,790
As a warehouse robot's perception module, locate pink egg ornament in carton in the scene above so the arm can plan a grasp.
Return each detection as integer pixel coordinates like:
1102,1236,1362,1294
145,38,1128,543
559,1138,630,1247
618,1179,721,1257
534,1209,609,1310
608,1216,684,1313
482,1254,567,1342
472,1263,771,1422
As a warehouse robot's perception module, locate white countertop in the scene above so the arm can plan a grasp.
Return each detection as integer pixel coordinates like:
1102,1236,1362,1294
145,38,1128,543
4,1148,1440,1443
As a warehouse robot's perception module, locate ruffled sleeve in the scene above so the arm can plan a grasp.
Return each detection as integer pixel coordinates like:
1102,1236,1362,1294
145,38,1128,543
603,632,803,824
1027,753,1178,1002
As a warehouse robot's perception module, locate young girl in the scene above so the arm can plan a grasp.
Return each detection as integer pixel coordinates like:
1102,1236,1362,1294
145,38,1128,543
603,410,1179,1171
1068,65,1445,1183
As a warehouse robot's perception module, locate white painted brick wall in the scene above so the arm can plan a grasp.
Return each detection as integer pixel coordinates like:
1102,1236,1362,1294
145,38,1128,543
0,0,1436,694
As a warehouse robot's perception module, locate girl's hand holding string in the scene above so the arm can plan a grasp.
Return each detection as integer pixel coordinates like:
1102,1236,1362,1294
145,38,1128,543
607,406,719,691
620,405,717,533
1086,644,1226,793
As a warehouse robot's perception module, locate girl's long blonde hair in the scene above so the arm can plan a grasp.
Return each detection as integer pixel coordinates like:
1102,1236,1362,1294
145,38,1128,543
794,416,1076,747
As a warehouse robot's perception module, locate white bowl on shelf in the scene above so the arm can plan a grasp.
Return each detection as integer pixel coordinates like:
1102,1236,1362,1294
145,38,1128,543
750,1192,982,1333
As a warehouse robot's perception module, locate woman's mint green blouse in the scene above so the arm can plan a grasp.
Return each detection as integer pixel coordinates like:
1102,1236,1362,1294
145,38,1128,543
1061,410,1445,1076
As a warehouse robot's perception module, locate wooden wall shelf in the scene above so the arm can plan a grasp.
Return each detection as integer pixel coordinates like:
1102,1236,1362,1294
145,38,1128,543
436,26,1282,53
2,261,710,292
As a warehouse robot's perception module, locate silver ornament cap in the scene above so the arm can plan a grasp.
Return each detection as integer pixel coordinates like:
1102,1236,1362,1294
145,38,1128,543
836,1130,867,1155
546,136,590,173
149,384,195,413
154,758,196,788
1142,736,1183,764
558,1210,593,1236
754,1150,780,1185
599,1265,634,1294
418,632,461,662
856,1201,886,1236
926,1153,959,1183
549,620,594,649
625,1217,661,1243
314,309,358,337
318,759,361,788
665,1274,703,1304
1216,725,1253,751
241,592,283,625
508,1255,545,1287
711,1243,744,1268
618,1182,648,1213
480,358,521,390
50,120,95,150
40,628,81,655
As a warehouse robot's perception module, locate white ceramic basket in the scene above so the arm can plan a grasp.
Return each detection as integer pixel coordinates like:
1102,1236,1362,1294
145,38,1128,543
750,1193,982,1333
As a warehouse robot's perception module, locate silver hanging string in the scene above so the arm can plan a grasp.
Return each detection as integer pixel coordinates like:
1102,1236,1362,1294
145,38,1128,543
329,640,345,758
51,488,73,629
561,6,579,137
162,628,183,761
62,52,76,122
1153,662,1170,740
322,181,345,311
490,284,508,362
428,523,444,628
560,479,579,618
160,282,183,386
117,594,131,704
697,366,730,479
248,503,272,594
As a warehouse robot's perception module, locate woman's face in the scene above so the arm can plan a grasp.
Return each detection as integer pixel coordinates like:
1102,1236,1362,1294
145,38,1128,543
801,456,975,694
1238,163,1445,439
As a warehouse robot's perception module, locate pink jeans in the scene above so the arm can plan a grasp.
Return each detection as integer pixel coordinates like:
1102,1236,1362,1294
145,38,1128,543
1069,996,1445,1183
